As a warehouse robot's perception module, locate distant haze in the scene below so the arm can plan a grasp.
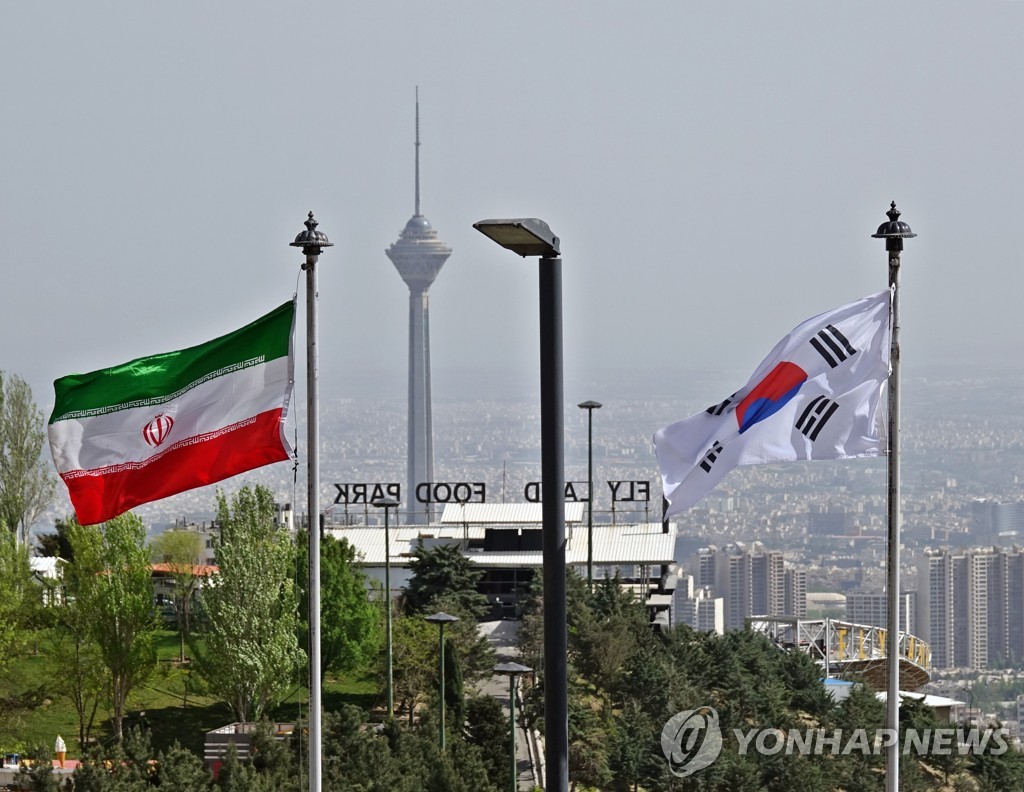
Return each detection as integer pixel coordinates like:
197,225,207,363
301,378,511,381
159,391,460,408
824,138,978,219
3,4,1022,527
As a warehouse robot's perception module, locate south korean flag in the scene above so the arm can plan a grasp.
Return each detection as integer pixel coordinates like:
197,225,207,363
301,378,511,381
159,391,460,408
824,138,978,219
654,290,891,517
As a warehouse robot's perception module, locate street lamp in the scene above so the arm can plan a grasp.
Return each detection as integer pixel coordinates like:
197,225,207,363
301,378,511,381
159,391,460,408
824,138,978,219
372,495,399,720
578,400,602,588
872,201,916,792
473,217,568,792
424,611,460,751
494,661,533,792
290,212,332,792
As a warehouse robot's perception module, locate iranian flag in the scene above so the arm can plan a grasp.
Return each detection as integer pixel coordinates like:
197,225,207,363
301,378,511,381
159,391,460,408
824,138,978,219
48,301,295,525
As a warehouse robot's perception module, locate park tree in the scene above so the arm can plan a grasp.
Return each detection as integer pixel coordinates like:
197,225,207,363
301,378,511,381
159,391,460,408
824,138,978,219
68,513,159,743
51,592,106,749
0,372,56,546
36,516,76,562
197,485,303,723
464,694,513,792
150,528,206,661
0,529,35,673
389,613,438,725
296,531,381,679
404,541,489,617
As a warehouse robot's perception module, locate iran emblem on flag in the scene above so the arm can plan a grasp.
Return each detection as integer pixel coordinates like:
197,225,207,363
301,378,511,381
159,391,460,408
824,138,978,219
143,414,174,447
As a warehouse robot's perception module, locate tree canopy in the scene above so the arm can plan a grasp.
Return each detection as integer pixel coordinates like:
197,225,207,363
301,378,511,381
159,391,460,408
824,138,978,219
196,485,304,722
296,531,381,679
0,371,55,545
67,512,159,743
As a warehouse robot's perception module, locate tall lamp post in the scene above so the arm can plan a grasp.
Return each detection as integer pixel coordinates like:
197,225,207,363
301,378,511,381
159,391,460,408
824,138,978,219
578,400,602,588
372,495,399,720
473,217,568,792
495,662,533,792
290,212,332,792
872,201,915,792
424,611,459,751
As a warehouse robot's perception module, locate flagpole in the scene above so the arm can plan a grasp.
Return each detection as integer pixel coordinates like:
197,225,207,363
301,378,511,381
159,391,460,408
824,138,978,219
291,212,332,792
873,202,915,792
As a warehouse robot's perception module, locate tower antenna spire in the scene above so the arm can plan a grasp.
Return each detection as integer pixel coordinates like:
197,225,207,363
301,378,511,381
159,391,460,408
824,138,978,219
415,86,421,217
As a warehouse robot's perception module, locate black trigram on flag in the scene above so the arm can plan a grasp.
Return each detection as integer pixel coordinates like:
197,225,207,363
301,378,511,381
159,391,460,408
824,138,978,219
796,396,839,441
810,324,857,368
706,394,737,416
699,440,724,472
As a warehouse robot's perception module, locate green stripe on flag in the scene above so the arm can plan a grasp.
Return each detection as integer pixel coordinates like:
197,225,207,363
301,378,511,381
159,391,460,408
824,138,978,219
50,301,294,423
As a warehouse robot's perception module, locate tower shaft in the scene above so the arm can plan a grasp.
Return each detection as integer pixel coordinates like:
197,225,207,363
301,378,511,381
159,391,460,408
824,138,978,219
407,286,434,523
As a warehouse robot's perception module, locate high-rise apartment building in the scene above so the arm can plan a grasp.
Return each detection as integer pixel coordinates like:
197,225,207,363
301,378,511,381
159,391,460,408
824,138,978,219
918,546,1024,670
698,542,804,630
844,591,915,634
673,575,725,634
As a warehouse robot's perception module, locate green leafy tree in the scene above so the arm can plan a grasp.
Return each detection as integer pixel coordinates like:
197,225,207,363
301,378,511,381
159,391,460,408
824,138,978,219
154,742,214,791
36,516,76,561
464,694,512,792
51,593,106,749
390,613,438,725
197,485,303,722
0,529,34,672
13,744,60,792
68,513,158,743
0,372,56,545
296,531,381,679
404,542,489,617
150,528,206,662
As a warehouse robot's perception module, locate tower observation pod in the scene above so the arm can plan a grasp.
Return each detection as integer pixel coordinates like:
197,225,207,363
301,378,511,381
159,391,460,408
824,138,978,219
385,90,452,524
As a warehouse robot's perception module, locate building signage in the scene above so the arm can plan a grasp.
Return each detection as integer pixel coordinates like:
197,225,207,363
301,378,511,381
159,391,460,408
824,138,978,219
608,480,651,502
415,482,487,504
523,481,588,503
525,480,651,503
333,483,401,505
334,479,651,506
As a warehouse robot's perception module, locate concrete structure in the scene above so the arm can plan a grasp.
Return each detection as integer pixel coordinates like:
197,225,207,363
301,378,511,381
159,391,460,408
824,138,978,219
673,576,725,634
918,546,1024,670
385,94,451,524
694,541,806,630
845,591,915,634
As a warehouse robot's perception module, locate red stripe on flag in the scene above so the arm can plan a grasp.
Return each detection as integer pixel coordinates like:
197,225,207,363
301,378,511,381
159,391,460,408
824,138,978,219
62,409,289,525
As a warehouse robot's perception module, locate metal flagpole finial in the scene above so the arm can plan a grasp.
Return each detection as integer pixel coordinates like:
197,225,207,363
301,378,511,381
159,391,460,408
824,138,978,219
871,202,916,252
291,211,334,257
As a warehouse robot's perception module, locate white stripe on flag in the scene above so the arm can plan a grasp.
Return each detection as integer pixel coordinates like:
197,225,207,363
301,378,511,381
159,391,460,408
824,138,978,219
49,356,290,473
654,290,891,517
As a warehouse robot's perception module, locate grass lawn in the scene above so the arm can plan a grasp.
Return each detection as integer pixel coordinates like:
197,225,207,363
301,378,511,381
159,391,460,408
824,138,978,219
0,630,381,759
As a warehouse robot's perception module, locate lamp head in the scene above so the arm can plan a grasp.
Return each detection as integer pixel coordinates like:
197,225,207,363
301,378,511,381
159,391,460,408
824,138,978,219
494,661,533,677
424,611,460,625
473,218,560,257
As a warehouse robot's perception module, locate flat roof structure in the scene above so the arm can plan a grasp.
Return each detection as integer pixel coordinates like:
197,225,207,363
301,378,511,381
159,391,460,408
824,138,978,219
440,502,585,525
328,518,674,569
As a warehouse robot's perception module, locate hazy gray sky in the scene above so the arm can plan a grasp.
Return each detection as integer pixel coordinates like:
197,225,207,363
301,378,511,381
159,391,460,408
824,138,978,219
3,2,1021,411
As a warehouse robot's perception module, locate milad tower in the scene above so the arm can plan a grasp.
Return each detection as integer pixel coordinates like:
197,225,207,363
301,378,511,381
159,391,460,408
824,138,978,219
386,93,452,524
